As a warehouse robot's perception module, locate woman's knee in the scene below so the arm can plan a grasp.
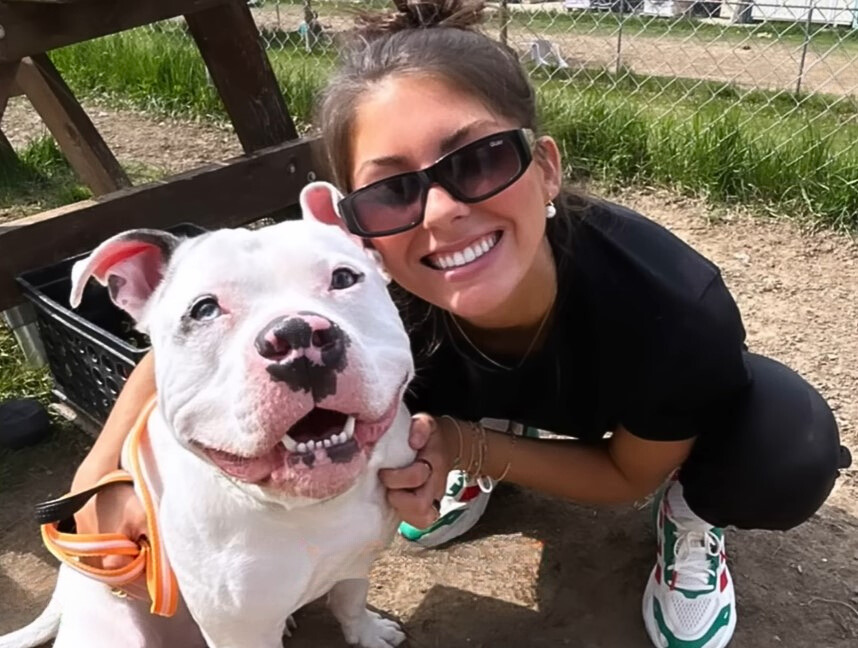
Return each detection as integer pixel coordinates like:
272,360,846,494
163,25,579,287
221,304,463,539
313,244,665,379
736,354,848,528
682,353,850,530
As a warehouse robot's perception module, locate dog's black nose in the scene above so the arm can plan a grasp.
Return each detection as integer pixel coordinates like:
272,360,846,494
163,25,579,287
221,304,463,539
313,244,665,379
256,313,348,398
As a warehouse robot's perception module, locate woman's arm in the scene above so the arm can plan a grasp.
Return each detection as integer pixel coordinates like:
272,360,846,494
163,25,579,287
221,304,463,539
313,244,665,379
72,351,155,542
380,415,694,528
71,351,156,491
470,423,694,504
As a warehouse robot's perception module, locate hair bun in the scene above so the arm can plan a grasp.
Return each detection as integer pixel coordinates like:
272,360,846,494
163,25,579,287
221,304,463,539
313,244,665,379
355,0,485,38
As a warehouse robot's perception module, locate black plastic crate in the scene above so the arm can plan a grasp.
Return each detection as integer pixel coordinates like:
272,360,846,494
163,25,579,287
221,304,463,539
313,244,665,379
16,224,207,425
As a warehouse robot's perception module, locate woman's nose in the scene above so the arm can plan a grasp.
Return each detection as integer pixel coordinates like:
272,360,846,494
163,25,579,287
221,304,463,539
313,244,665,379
422,184,469,229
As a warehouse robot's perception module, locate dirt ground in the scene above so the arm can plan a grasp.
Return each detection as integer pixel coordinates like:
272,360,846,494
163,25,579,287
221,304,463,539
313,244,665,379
1,101,857,647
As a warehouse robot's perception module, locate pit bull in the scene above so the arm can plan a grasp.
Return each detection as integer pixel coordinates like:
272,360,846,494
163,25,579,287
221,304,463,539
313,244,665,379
1,181,415,648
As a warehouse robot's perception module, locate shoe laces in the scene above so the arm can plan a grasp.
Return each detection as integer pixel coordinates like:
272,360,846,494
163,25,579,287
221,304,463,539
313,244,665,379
668,529,723,593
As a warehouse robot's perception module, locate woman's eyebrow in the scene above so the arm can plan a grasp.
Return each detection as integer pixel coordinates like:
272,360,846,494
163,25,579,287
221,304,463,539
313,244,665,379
437,120,497,157
355,119,500,177
356,155,409,175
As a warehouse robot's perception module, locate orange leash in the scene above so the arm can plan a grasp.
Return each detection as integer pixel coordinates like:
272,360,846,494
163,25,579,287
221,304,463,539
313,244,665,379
38,397,178,616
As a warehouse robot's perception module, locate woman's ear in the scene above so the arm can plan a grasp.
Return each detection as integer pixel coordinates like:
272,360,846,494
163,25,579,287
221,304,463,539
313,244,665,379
534,135,563,203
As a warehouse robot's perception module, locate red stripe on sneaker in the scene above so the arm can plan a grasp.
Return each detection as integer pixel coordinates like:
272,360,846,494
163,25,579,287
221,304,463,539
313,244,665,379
720,570,729,592
459,485,482,503
655,564,662,585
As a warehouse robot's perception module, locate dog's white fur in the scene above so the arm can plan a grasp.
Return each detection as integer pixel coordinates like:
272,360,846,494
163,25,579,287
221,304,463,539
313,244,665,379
0,182,415,648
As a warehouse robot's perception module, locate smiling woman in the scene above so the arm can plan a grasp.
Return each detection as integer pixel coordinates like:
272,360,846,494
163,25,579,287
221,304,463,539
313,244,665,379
311,2,850,647
67,2,850,647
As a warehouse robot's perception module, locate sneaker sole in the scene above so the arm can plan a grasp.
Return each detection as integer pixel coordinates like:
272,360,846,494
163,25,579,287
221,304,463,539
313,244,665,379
642,565,737,648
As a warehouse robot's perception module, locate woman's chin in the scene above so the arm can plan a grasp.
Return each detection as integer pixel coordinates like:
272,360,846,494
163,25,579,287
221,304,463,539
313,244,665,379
441,288,518,325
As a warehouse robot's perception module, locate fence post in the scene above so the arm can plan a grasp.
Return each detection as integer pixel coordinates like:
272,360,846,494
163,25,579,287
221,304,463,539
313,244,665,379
615,11,625,76
796,1,814,95
499,0,509,47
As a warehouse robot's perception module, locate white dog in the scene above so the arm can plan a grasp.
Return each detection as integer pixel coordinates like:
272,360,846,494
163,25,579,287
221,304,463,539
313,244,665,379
1,182,415,648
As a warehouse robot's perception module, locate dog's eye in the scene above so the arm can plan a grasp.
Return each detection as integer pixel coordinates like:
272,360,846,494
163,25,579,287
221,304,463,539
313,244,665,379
189,296,222,321
330,267,363,291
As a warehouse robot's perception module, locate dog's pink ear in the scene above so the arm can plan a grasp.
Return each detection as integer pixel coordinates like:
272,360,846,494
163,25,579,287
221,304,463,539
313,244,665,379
300,181,346,228
70,229,180,322
299,181,391,281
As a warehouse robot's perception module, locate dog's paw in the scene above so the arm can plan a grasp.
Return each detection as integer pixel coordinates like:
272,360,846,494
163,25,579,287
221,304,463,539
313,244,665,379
343,610,405,648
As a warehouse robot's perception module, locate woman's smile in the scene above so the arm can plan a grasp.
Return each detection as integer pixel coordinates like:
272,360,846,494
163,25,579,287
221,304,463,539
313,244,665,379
422,231,502,271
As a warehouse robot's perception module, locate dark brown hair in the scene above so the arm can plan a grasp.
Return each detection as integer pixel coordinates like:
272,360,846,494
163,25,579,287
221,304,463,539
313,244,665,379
317,0,536,193
316,0,587,354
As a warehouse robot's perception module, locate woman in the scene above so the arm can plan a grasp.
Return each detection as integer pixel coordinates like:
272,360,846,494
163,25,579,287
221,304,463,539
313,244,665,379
71,2,850,646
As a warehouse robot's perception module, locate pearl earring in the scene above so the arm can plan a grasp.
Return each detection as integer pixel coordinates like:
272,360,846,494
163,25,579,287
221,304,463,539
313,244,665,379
545,202,557,219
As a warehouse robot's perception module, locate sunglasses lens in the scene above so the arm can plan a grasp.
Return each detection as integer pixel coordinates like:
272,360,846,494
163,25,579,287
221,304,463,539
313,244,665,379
343,130,530,237
351,174,424,235
440,133,525,201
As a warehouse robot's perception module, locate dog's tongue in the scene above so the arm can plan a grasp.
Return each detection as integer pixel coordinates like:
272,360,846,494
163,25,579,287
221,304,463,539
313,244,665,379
206,447,282,483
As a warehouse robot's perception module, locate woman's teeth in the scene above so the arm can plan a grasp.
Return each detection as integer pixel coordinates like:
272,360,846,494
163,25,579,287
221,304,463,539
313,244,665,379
430,233,499,270
282,415,356,454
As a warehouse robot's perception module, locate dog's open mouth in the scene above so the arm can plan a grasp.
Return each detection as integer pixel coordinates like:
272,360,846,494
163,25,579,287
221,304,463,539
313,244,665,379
282,408,358,464
199,396,401,493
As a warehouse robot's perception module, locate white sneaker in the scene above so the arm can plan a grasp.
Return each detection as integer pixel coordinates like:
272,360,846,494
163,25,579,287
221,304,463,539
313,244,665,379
642,480,737,648
397,470,492,548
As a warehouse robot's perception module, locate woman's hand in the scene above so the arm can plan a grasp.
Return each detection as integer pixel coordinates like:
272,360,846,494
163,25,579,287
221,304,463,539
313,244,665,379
71,470,149,601
378,413,458,529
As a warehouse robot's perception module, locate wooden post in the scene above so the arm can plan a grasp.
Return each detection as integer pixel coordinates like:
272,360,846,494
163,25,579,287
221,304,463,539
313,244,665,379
0,0,224,62
14,54,131,195
185,0,298,153
0,130,16,167
0,61,21,120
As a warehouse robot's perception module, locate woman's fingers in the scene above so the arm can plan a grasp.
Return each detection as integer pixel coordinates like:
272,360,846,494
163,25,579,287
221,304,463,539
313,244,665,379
74,483,151,602
378,458,433,490
408,414,437,451
381,412,462,529
386,484,439,529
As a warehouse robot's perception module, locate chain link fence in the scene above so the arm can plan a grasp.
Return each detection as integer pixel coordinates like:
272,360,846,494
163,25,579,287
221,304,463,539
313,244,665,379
237,1,858,223
247,1,858,104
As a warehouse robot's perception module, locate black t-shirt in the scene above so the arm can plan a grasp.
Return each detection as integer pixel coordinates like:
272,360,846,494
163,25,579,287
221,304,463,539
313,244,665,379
404,199,751,442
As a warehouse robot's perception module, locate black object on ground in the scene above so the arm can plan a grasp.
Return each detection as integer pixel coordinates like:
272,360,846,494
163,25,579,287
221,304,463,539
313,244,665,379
0,397,51,449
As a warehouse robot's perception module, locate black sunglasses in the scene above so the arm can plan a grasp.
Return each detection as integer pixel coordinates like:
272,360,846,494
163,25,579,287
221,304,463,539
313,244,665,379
338,128,535,238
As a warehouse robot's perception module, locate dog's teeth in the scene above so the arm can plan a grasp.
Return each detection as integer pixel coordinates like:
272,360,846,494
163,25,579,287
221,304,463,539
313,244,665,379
338,431,349,445
282,436,298,452
343,416,356,440
297,442,308,454
323,438,332,448
306,440,317,452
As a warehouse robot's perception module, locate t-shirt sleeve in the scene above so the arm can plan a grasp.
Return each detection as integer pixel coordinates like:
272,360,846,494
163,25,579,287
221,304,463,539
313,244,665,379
617,272,751,441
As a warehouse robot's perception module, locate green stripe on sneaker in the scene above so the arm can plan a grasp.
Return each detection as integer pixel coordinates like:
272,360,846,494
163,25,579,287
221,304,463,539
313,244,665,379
399,509,465,542
653,599,731,648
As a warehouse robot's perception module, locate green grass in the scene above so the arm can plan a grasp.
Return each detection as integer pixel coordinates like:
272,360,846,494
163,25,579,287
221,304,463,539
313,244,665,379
0,136,166,217
0,137,91,215
540,79,858,229
32,24,856,230
49,23,333,128
0,324,51,404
